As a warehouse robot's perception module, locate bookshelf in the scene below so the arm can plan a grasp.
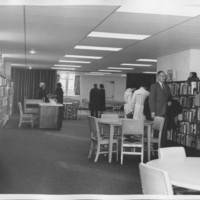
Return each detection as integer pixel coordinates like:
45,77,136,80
0,57,13,128
167,80,200,150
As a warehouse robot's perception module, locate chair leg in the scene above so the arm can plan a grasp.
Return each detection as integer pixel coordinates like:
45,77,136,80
121,145,123,165
31,119,34,128
94,144,100,162
116,143,118,162
18,119,22,128
88,142,94,158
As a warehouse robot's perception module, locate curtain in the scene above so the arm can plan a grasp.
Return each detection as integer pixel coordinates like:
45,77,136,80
11,68,56,113
74,75,80,95
126,73,156,91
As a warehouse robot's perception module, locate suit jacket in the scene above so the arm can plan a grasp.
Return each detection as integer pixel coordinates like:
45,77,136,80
149,82,171,117
89,87,99,109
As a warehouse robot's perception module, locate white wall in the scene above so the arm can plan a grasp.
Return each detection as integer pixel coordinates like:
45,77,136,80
81,74,126,101
59,72,126,102
190,49,200,77
157,50,190,81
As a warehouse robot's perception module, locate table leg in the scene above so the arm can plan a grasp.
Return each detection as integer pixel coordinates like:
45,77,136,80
109,125,114,163
147,124,151,161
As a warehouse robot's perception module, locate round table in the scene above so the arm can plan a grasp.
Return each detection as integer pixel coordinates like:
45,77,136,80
147,157,200,191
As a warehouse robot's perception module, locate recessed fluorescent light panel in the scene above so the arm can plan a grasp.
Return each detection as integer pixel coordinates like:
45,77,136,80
29,49,37,54
59,60,91,64
88,32,150,40
117,0,200,17
137,59,157,62
108,67,134,70
85,73,104,76
51,67,76,71
54,64,81,68
99,69,122,72
75,45,122,51
121,63,152,67
143,71,157,74
64,55,102,59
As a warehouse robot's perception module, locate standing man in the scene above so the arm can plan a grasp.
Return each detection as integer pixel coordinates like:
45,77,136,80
89,84,99,117
98,84,106,117
149,71,171,147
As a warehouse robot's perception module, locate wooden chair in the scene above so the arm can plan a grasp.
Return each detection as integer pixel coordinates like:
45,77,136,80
139,162,174,195
18,102,34,128
87,116,119,162
158,147,200,195
149,116,165,157
121,119,144,164
158,147,186,159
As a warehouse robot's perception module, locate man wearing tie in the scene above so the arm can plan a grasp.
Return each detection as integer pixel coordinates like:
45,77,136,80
149,71,171,147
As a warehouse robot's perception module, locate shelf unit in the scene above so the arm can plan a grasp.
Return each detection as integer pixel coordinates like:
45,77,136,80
167,80,200,150
0,56,13,128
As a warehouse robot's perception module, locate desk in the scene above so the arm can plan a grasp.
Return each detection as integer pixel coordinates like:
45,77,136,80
38,102,63,129
24,99,43,114
147,157,200,191
97,118,153,163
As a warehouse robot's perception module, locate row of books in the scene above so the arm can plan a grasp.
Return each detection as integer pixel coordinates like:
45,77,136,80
180,96,195,108
196,108,200,122
179,122,197,135
195,93,200,106
0,76,6,86
180,109,196,122
0,97,8,108
168,82,198,96
176,133,196,148
0,86,13,97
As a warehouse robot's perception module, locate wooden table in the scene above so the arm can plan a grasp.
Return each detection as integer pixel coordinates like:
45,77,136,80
147,157,200,191
97,118,153,163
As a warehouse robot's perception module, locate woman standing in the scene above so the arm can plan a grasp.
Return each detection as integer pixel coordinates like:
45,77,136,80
124,88,135,118
131,85,149,120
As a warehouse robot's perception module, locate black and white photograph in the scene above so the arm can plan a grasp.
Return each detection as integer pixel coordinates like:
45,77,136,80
0,0,200,200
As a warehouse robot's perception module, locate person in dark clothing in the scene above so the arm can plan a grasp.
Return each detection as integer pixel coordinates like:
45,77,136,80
167,98,182,130
38,82,49,102
89,84,99,117
55,82,64,129
143,96,152,121
98,84,106,117
149,71,172,147
55,82,63,104
187,72,199,83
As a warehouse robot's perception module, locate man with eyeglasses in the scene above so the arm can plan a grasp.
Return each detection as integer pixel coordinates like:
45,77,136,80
149,71,171,147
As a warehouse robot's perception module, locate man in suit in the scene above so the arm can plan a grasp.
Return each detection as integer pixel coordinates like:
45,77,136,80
89,84,99,117
149,71,171,147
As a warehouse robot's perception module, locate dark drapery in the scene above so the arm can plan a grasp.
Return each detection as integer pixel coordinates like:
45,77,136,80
126,73,156,91
11,68,56,113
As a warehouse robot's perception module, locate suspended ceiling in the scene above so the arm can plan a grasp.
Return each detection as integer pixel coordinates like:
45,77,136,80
1,0,200,76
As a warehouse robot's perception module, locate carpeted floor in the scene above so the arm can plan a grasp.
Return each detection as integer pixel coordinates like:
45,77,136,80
0,115,142,194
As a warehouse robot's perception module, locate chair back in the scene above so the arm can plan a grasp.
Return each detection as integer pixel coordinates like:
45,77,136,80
139,163,174,195
158,147,186,159
101,113,119,119
18,102,24,116
122,119,144,136
152,116,165,146
87,116,101,141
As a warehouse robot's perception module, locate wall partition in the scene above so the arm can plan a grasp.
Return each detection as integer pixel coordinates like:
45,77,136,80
126,73,156,91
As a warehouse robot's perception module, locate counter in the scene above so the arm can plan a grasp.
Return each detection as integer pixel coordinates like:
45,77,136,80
38,102,63,129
